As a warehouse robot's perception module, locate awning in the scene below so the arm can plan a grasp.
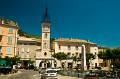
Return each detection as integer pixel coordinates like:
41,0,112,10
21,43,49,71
0,59,7,65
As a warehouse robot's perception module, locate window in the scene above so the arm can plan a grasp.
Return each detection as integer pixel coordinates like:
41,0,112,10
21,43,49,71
67,52,71,56
44,33,48,38
29,43,35,45
75,52,78,56
59,45,61,50
8,28,13,33
94,52,97,55
8,36,12,45
76,46,78,50
6,47,11,55
79,53,82,58
68,45,71,50
95,63,97,67
72,54,74,56
43,43,47,49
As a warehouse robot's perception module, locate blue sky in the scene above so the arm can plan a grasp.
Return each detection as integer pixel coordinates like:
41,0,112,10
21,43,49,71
0,0,120,47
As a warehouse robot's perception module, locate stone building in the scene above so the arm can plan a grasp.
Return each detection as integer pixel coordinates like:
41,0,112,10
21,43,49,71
17,36,41,68
0,18,18,58
53,38,99,70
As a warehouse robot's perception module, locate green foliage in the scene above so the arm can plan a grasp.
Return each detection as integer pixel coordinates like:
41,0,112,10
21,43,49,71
4,56,20,66
98,48,120,69
28,59,34,64
86,53,95,62
52,52,67,61
18,29,40,38
72,56,77,62
98,48,120,60
50,38,55,43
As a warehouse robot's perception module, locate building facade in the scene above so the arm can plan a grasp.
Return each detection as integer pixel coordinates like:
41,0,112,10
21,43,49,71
53,38,99,70
0,18,18,58
33,8,102,70
17,36,41,68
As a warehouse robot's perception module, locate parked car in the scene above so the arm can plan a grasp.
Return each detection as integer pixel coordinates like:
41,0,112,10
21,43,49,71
84,71,99,79
41,68,58,79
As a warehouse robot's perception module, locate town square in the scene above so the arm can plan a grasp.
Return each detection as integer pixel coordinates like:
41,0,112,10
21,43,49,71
0,0,120,79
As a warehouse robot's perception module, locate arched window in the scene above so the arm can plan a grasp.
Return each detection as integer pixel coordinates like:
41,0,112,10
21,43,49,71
44,52,47,56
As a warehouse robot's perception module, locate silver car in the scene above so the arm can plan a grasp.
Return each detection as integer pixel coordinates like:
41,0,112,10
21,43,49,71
41,68,58,79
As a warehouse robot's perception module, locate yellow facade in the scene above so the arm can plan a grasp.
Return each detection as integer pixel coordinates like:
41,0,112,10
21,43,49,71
0,19,18,58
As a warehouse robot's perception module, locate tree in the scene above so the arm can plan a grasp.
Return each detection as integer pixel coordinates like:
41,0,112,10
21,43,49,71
52,52,67,68
111,48,120,69
86,53,95,69
52,52,67,61
72,56,77,63
98,48,120,70
4,56,20,67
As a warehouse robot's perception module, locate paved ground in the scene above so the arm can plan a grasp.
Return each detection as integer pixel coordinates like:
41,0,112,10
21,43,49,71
0,69,83,79
7,69,38,79
33,73,83,79
58,75,83,79
0,69,38,79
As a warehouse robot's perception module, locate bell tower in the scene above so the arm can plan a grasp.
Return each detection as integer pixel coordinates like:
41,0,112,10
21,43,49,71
41,8,51,58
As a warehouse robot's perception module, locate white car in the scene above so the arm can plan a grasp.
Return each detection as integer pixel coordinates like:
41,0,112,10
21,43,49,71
41,68,58,79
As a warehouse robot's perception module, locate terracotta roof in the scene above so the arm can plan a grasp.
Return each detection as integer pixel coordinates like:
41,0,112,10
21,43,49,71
54,38,97,45
18,36,42,43
0,18,18,27
54,38,87,43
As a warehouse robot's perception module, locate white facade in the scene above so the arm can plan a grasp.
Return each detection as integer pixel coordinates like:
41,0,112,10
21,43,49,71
53,38,99,69
89,46,99,69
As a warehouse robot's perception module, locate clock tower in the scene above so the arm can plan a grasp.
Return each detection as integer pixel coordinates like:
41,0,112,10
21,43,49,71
41,8,51,58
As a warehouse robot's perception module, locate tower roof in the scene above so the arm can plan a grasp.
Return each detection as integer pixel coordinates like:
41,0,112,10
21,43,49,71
42,8,51,23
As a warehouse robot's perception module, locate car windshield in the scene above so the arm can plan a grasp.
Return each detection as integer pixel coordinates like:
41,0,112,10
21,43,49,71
47,70,56,73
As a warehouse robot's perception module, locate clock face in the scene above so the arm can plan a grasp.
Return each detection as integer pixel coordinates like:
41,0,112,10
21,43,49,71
43,26,49,32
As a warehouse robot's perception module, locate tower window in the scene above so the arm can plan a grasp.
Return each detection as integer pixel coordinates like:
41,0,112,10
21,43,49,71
44,52,47,56
44,33,48,38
